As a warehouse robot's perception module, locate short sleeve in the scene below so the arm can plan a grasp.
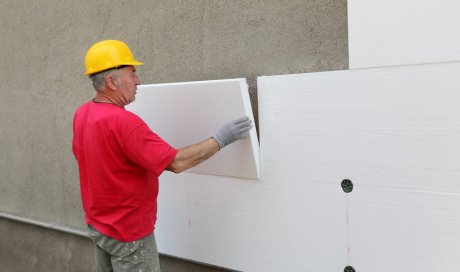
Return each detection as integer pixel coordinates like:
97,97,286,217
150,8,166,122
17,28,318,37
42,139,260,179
122,124,178,176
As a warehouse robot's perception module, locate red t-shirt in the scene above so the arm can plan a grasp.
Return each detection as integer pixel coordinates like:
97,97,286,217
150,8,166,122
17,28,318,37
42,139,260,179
72,101,177,242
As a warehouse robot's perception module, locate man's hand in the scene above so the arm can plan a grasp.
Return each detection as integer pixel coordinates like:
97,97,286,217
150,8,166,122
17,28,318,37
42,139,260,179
213,116,253,149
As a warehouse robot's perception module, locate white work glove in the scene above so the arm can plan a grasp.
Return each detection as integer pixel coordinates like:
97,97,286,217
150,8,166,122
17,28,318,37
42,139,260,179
213,116,253,149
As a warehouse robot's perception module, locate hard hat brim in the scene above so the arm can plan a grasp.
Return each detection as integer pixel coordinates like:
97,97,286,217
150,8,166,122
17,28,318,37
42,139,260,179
125,60,144,67
85,60,144,75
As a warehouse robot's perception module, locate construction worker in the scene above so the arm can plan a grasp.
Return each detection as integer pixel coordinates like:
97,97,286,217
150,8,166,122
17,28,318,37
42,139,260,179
72,39,252,272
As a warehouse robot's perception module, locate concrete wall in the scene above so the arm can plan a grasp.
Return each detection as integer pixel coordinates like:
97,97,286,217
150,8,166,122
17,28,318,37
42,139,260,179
0,218,228,272
0,0,348,271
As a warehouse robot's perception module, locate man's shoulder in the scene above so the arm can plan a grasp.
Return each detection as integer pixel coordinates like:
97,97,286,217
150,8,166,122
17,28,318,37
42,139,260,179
111,108,146,132
74,102,145,127
116,107,143,123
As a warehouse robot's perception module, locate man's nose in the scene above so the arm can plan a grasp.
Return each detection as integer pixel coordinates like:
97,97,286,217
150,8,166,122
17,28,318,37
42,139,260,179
135,75,141,85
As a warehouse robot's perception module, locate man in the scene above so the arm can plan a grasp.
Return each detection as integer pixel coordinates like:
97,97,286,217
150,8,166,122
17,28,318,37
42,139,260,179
72,40,252,272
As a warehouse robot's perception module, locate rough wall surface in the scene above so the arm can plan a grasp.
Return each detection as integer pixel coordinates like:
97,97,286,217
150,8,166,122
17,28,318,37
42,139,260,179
0,0,347,271
0,218,228,272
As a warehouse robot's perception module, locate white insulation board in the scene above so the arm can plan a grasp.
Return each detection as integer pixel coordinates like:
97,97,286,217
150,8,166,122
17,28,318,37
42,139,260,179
348,0,460,69
258,61,460,271
156,172,347,272
126,78,260,179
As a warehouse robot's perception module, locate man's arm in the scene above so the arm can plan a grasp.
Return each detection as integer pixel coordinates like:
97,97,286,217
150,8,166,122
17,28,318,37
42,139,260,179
166,138,219,173
166,116,252,173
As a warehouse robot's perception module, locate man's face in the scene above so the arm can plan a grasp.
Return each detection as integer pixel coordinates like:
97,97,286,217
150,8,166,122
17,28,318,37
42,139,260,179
115,65,141,105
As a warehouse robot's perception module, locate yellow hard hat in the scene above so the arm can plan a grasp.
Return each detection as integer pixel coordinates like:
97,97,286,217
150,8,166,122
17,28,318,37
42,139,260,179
84,40,144,75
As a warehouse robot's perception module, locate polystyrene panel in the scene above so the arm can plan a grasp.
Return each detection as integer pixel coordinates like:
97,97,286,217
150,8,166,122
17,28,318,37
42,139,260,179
156,172,347,272
126,79,259,179
349,188,460,272
258,61,460,271
348,0,460,68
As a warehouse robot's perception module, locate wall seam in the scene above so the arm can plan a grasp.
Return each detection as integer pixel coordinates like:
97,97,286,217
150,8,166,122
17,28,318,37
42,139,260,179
0,209,88,238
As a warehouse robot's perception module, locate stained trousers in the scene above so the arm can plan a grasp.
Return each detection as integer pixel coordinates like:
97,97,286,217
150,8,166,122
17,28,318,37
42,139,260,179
87,225,161,272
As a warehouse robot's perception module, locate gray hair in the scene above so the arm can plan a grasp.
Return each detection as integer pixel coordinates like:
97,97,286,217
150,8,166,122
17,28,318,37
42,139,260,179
88,69,119,92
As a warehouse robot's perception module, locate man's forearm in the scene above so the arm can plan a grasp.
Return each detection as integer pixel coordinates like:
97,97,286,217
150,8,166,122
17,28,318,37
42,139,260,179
166,116,252,174
166,138,220,173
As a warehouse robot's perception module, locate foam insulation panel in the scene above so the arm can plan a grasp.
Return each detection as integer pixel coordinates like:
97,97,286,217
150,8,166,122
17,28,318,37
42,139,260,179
349,187,460,271
156,172,348,272
348,0,460,69
126,78,260,179
258,61,460,271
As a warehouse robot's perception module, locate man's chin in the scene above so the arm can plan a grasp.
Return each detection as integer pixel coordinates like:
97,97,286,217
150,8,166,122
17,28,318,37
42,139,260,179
124,97,135,106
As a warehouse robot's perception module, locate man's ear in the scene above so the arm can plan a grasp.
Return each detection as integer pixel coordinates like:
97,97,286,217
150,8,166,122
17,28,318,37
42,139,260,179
105,74,118,91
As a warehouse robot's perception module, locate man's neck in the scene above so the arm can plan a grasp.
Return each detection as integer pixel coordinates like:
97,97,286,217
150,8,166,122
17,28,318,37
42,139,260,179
93,93,124,108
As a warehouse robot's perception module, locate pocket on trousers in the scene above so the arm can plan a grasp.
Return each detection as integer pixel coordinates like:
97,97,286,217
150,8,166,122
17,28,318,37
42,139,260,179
87,225,141,258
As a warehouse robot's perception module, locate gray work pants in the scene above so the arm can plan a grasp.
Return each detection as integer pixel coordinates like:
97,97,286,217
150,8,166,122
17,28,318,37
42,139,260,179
87,225,161,272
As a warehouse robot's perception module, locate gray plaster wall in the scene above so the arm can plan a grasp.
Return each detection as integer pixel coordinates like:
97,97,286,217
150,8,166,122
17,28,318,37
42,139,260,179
0,217,228,272
0,0,348,271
